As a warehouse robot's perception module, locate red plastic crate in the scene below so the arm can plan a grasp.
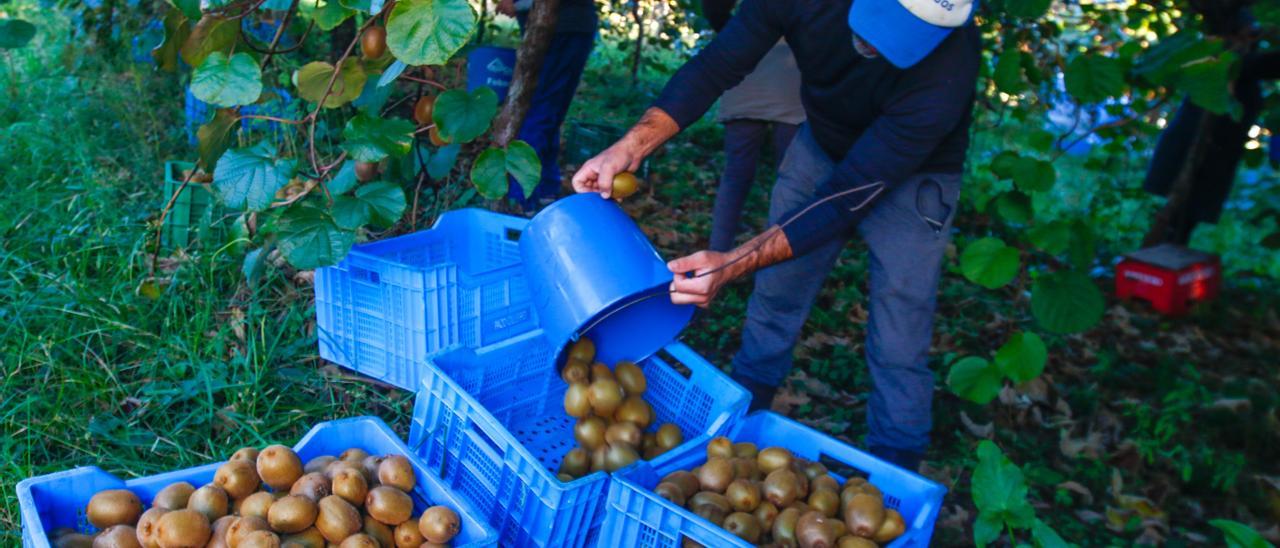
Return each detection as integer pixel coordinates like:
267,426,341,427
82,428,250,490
1115,244,1220,315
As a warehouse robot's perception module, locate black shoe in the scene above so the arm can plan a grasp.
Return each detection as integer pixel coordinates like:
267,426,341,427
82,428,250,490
868,445,923,472
731,373,778,414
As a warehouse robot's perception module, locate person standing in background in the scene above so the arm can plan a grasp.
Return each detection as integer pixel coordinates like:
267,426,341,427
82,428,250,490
498,0,598,210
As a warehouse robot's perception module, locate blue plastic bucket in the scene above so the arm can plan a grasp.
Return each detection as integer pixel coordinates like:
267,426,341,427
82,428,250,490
519,193,693,367
467,46,517,102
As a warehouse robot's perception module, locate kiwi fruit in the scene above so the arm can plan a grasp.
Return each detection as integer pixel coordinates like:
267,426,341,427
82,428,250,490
753,501,779,531
811,475,840,494
331,467,369,506
614,361,646,395
557,472,575,482
588,378,624,417
757,447,794,475
377,455,416,492
559,447,590,478
611,172,641,200
590,445,608,472
731,457,760,481
266,495,317,534
563,383,592,418
689,491,730,525
289,473,331,502
214,460,261,500
790,461,811,499
324,460,363,481
136,507,167,548
363,514,395,547
574,416,607,450
732,442,758,459
613,396,652,430
802,461,829,481
366,486,413,525
394,518,426,547
722,512,762,544
836,536,878,548
858,482,881,498
337,534,376,548
661,471,700,500
568,338,595,363
655,424,682,451
237,492,275,520
187,485,229,522
842,493,885,539
561,360,589,385
236,530,280,548
303,456,337,475
763,469,800,508
604,421,643,448
209,515,237,548
360,26,386,60
417,506,460,545
604,443,641,472
230,448,259,463
153,482,196,511
155,509,211,548
52,533,94,548
87,489,143,529
872,508,905,544
361,455,384,485
412,96,435,126
653,482,687,506
829,518,848,539
724,479,761,512
257,445,304,491
339,448,369,463
225,516,269,547
808,489,840,518
795,511,837,548
354,161,379,182
706,437,733,460
696,458,734,493
91,525,140,548
314,496,362,543
280,527,325,548
590,362,614,383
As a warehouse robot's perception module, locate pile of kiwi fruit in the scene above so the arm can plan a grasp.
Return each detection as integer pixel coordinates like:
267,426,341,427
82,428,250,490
556,337,685,481
650,437,906,548
54,445,463,547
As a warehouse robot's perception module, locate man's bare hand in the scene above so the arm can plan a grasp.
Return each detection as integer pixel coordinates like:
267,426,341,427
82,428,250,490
497,0,516,16
571,142,643,199
668,251,732,307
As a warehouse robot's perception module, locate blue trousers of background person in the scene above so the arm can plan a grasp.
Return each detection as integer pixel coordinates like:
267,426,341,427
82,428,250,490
730,125,961,470
710,119,799,252
507,32,596,208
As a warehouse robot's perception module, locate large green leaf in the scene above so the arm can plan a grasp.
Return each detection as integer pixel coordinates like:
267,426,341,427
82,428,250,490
505,140,541,198
1028,221,1070,255
1178,53,1239,116
191,52,263,107
1066,220,1096,269
213,142,290,210
947,357,1004,405
276,206,357,269
311,0,355,31
1031,519,1070,548
427,143,460,179
1064,54,1125,104
197,109,238,170
1209,519,1273,548
340,114,416,162
386,0,476,66
432,87,498,143
1031,271,1105,334
994,191,1032,224
994,332,1047,383
335,181,406,228
973,513,1003,548
1136,32,1223,87
990,151,1019,179
470,147,508,199
327,160,360,195
332,196,372,230
973,441,1036,530
960,237,1020,289
294,59,367,109
180,15,237,68
1011,156,1055,192
993,52,1026,94
152,9,191,72
167,0,202,22
0,19,37,49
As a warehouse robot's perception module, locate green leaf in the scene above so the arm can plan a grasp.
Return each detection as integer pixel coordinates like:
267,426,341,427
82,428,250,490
340,114,415,162
947,357,1004,405
386,0,476,66
1178,53,1239,116
1011,157,1055,192
293,59,367,109
312,0,355,31
167,0,202,22
354,73,394,113
505,140,541,198
1066,220,1096,269
356,181,406,227
990,151,1020,180
960,237,1021,289
973,441,1036,529
328,161,359,195
0,19,36,49
331,196,372,230
242,244,272,285
191,52,263,107
973,512,1004,548
1028,130,1055,153
1064,54,1125,104
276,206,357,270
470,147,508,199
994,332,1047,384
993,52,1026,94
1031,518,1070,548
180,15,237,68
1028,221,1070,255
1209,519,1273,548
433,87,498,143
1136,32,1223,87
152,9,191,72
989,0,1051,19
213,142,290,210
197,109,238,170
994,191,1032,224
427,143,460,179
1031,271,1105,334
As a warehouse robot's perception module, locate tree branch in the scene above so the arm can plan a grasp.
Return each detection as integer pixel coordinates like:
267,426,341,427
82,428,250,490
490,0,562,146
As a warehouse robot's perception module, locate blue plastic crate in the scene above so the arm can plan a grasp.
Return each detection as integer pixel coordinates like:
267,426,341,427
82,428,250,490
240,87,294,137
314,209,538,390
408,331,750,547
242,16,297,48
184,87,213,146
16,416,497,547
130,19,163,65
599,412,947,547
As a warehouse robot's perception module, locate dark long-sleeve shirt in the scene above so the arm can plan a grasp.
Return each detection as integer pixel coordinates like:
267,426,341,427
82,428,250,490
654,0,981,255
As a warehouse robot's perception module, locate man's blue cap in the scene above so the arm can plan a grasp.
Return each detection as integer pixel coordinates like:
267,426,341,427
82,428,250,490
849,0,977,69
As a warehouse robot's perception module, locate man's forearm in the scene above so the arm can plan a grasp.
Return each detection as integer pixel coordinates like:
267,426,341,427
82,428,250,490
620,107,681,158
722,226,794,281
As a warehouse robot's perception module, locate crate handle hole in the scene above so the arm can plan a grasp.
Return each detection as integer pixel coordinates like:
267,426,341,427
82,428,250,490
470,420,504,456
504,228,521,242
654,349,694,380
818,453,868,482
349,266,381,285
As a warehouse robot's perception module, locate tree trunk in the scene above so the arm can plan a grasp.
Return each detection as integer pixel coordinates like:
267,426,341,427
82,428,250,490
630,0,644,84
1142,110,1215,246
491,0,562,146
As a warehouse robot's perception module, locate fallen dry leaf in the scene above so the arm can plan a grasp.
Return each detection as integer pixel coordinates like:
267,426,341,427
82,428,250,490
960,411,994,438
1056,480,1094,505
